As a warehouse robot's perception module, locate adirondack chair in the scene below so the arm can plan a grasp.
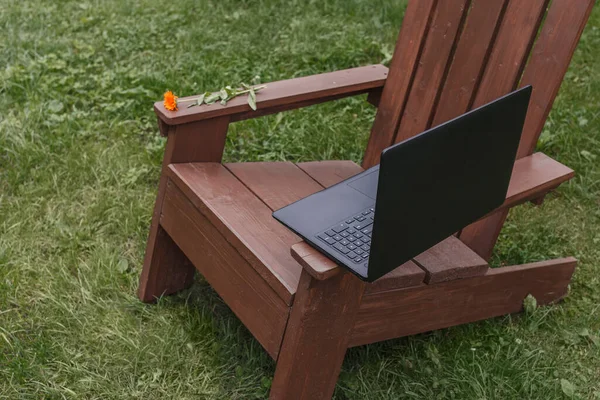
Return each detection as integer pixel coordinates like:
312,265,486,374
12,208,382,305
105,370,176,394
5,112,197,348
138,0,594,398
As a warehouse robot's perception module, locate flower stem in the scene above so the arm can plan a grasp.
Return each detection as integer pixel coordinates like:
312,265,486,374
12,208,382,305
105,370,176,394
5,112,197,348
178,85,266,103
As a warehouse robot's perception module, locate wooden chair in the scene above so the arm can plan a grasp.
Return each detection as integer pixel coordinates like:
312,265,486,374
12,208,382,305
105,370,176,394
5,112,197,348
138,0,594,398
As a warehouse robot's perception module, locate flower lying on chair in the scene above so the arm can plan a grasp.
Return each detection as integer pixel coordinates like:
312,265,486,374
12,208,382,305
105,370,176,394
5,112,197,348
163,82,266,112
163,90,178,111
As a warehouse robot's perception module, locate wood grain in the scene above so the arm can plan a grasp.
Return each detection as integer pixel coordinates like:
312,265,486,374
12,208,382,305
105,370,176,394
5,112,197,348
225,162,323,211
502,152,574,207
291,242,341,281
154,65,388,126
161,180,289,359
296,160,363,188
363,0,437,168
431,0,508,126
271,270,366,400
138,118,229,302
456,0,549,257
291,242,426,291
517,0,595,158
393,0,471,144
471,0,549,107
350,257,576,347
413,236,489,284
167,163,301,304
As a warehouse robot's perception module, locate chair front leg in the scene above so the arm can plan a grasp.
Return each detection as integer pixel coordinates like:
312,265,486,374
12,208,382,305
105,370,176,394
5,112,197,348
270,269,366,400
138,117,230,302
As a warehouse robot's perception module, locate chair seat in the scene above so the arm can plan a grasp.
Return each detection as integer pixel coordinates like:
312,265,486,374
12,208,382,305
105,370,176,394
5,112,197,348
163,160,494,305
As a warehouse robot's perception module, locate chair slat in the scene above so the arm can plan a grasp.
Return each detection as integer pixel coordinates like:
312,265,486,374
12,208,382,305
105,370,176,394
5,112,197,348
363,0,437,168
460,151,575,259
458,0,550,256
167,163,302,303
517,0,595,158
413,236,488,284
471,0,549,107
393,0,471,144
296,160,363,188
225,162,323,211
431,0,508,126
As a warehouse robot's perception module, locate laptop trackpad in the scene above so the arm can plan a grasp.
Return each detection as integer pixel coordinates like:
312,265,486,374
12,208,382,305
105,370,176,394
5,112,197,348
347,171,378,199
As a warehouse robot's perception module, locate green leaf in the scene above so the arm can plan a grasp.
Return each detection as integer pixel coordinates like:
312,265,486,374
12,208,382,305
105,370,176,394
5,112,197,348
220,99,227,106
240,82,251,90
523,294,537,314
219,89,228,101
188,93,206,108
117,258,129,274
248,89,257,111
225,86,237,99
561,379,575,397
205,92,220,104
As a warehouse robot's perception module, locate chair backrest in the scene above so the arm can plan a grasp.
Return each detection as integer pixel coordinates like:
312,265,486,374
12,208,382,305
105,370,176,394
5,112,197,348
363,0,595,168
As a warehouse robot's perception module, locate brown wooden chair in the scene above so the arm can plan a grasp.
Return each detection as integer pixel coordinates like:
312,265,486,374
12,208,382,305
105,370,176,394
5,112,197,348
138,0,594,398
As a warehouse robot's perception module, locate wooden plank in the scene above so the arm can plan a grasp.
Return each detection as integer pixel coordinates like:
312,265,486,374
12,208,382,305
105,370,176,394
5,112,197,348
167,163,300,304
363,0,437,168
413,236,488,284
225,162,323,211
502,152,574,207
161,181,289,359
393,0,471,144
349,257,576,347
296,160,363,188
458,0,549,257
271,270,366,399
431,0,508,126
138,117,229,302
291,242,426,291
471,0,549,107
291,242,341,281
154,65,388,126
461,151,575,259
367,261,426,293
517,0,595,158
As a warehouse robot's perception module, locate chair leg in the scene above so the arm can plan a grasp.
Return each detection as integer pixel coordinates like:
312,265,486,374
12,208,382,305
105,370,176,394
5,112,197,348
138,175,195,303
270,270,366,400
138,118,230,303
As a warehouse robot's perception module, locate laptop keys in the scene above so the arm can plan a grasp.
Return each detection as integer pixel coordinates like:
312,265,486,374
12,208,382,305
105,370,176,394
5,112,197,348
315,206,376,265
333,243,349,254
332,223,349,233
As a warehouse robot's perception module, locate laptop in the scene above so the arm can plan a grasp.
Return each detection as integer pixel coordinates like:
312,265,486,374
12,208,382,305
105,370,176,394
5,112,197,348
273,86,532,282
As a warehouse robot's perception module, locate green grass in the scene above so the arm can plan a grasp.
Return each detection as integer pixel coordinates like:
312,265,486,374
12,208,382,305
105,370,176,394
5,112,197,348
0,0,599,398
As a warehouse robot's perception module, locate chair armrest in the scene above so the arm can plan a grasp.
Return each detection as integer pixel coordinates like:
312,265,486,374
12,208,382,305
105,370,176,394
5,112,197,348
154,65,388,128
291,242,341,281
497,152,574,211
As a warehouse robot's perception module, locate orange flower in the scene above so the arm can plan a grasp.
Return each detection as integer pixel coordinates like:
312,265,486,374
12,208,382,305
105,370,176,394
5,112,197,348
163,90,178,111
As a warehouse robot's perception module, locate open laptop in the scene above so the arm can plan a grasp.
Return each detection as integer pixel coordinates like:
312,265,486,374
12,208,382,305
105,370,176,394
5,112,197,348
273,86,532,282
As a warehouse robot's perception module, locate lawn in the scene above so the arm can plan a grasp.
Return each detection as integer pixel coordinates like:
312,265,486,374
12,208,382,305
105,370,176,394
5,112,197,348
1,0,599,398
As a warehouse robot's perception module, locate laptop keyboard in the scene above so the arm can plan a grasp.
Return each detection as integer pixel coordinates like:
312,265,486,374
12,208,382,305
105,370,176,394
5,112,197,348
315,207,374,264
